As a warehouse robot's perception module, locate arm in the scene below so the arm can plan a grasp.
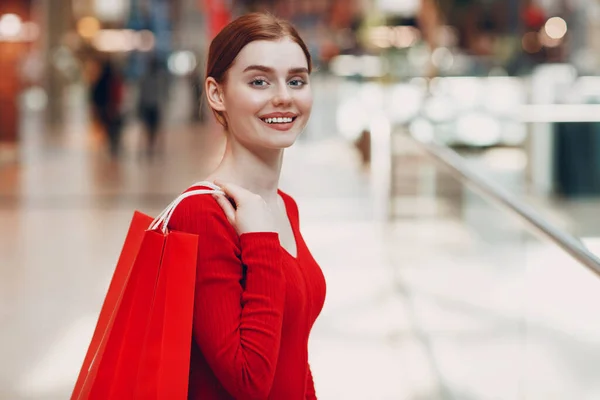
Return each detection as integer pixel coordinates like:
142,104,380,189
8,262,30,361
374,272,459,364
306,362,317,400
170,196,286,399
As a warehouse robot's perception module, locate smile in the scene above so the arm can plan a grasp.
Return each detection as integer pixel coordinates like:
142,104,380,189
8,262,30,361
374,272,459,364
260,117,296,124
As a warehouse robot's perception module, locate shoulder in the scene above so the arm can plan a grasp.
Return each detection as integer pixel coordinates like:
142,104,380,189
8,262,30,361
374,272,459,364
167,189,234,236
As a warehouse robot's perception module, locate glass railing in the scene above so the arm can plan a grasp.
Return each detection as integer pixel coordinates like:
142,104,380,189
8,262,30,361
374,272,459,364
373,128,600,399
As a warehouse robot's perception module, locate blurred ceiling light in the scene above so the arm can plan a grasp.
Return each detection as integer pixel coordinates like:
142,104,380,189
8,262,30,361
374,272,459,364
168,51,197,76
431,47,454,71
0,13,23,38
388,83,424,123
378,0,420,15
409,118,435,143
483,78,524,116
456,112,502,147
22,86,48,111
330,55,360,76
392,26,419,48
368,26,420,49
522,31,542,53
92,29,154,52
360,55,387,78
93,29,135,52
368,26,393,48
136,30,155,52
94,0,128,22
330,55,386,78
440,77,482,109
423,95,457,122
544,17,567,40
407,45,430,68
77,16,100,39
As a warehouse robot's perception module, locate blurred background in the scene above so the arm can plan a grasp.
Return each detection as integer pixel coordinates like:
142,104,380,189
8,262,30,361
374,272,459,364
2,0,600,399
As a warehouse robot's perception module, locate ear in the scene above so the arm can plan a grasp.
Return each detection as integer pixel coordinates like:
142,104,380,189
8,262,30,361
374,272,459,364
205,77,226,112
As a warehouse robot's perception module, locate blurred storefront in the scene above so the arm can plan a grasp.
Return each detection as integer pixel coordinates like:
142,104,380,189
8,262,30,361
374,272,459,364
0,0,33,162
1,0,600,197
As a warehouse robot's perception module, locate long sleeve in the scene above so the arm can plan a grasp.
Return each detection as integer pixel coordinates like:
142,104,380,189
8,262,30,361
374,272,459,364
169,195,286,399
306,363,317,399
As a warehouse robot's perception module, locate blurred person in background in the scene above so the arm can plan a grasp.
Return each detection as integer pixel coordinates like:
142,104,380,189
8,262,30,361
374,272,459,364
167,12,326,399
91,59,125,158
138,56,167,158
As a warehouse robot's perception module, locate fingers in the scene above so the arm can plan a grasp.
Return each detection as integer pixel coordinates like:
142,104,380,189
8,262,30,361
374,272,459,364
213,180,249,205
211,193,236,224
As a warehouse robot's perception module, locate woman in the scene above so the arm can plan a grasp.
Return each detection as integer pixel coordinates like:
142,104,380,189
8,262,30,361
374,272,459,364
168,13,327,400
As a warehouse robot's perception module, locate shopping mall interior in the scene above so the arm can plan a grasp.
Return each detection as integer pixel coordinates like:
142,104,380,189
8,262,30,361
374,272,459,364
2,0,600,399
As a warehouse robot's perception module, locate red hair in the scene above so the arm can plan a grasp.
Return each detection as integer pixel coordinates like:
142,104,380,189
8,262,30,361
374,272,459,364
206,13,312,127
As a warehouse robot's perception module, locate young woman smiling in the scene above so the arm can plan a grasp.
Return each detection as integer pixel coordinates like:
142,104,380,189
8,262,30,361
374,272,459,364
168,13,327,400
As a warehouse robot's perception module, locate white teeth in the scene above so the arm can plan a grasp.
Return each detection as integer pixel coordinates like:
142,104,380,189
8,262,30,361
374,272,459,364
262,117,294,124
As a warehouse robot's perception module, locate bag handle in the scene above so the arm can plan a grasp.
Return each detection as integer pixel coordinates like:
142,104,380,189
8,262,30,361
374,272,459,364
149,181,224,234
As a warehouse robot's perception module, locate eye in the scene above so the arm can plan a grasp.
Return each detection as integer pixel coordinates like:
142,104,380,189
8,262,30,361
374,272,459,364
250,78,269,87
288,79,306,88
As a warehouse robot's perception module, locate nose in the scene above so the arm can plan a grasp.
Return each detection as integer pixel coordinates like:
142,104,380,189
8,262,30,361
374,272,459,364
272,84,293,107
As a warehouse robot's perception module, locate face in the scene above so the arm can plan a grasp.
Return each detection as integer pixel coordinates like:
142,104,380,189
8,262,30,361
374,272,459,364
207,38,313,150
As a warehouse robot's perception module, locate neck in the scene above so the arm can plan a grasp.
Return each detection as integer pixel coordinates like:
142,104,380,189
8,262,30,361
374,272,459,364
211,137,284,204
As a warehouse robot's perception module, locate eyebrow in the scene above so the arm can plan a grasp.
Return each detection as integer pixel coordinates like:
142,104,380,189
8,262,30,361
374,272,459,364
242,65,309,74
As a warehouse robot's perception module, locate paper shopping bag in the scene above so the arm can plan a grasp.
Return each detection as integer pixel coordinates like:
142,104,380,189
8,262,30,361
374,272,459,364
81,228,168,399
134,231,198,399
71,211,153,399
72,184,220,399
87,229,197,399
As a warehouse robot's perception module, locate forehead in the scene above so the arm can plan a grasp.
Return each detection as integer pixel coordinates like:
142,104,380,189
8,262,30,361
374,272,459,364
231,38,308,72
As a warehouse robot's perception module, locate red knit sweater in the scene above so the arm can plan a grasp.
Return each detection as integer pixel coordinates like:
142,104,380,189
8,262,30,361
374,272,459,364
168,186,327,399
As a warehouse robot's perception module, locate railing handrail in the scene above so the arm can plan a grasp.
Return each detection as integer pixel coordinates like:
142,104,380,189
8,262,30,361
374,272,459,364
401,130,600,278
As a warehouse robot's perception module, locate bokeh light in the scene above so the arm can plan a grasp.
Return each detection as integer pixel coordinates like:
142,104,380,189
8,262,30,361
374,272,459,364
0,13,23,38
77,17,101,40
168,51,197,76
544,17,568,40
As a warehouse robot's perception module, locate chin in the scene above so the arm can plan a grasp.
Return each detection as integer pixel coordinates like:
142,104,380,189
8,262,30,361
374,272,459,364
264,135,299,149
260,127,304,149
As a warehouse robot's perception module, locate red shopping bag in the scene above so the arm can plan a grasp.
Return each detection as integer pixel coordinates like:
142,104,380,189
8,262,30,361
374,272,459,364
73,223,198,399
71,184,220,400
71,211,152,399
134,231,198,398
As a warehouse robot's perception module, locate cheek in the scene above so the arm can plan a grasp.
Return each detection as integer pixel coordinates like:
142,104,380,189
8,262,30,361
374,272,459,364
227,87,268,115
296,89,313,115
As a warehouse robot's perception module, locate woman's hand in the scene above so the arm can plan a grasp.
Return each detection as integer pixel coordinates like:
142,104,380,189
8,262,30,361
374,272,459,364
211,180,277,235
